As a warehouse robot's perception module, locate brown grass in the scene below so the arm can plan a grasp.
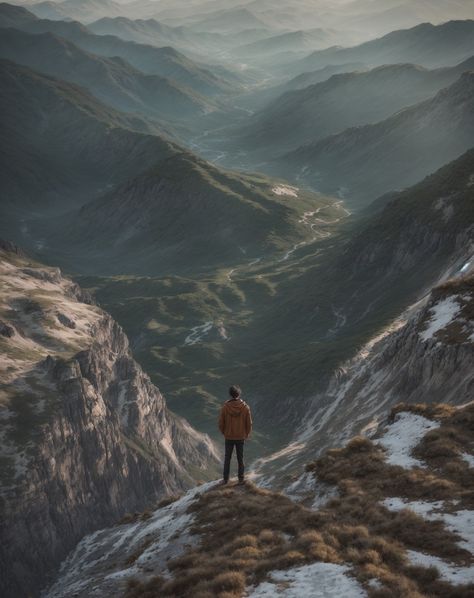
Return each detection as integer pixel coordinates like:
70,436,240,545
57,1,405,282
126,404,474,598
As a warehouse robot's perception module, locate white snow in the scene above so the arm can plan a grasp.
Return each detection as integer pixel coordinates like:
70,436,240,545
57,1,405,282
272,185,298,197
382,497,444,517
247,562,367,597
383,498,474,558
420,296,461,342
377,412,439,469
407,550,474,585
462,452,474,468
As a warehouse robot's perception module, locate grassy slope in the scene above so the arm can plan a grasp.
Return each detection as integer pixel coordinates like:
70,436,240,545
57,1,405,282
124,402,474,598
0,3,242,96
0,28,214,120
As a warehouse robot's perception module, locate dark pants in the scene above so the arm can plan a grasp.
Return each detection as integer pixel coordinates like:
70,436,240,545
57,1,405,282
223,439,245,481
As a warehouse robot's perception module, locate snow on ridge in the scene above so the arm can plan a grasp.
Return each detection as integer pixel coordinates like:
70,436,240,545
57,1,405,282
272,185,299,197
388,496,474,559
382,497,444,517
377,412,439,469
419,295,461,342
407,550,474,585
247,562,367,597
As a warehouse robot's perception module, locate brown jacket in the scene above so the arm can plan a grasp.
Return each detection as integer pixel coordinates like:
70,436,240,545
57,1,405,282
218,398,252,440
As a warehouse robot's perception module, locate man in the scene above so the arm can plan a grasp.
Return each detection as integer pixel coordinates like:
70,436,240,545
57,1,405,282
218,385,252,484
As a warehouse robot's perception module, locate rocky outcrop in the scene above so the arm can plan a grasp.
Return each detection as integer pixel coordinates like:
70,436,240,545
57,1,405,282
0,243,218,598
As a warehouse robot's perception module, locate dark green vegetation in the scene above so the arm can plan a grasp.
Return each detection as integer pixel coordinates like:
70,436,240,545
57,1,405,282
0,58,175,216
0,28,215,120
0,3,244,96
75,150,474,452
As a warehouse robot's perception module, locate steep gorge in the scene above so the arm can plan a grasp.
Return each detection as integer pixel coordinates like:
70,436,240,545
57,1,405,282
0,241,218,598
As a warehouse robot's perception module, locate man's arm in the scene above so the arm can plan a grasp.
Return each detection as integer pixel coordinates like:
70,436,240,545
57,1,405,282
245,406,252,438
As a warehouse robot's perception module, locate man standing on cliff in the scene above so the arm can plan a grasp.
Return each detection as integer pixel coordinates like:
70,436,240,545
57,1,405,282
218,385,252,485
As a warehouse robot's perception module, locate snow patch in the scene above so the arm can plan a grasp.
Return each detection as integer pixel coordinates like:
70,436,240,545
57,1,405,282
420,296,461,342
383,498,474,554
377,412,439,469
407,550,474,585
247,562,367,597
462,452,474,468
272,185,298,197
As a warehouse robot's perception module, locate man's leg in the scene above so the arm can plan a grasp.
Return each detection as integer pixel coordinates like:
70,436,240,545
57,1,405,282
236,440,245,482
223,439,234,482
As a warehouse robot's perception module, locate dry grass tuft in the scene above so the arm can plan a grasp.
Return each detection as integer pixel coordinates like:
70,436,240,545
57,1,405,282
126,404,474,598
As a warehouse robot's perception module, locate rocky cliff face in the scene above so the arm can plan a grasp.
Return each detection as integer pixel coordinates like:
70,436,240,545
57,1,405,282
252,260,474,485
0,241,218,598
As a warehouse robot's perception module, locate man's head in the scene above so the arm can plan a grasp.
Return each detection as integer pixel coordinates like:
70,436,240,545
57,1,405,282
229,385,241,399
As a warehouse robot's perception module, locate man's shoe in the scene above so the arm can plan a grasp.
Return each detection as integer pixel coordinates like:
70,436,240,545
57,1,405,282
238,479,245,485
220,479,228,485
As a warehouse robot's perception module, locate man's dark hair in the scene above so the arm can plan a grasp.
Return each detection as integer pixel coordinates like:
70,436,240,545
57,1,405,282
229,385,241,399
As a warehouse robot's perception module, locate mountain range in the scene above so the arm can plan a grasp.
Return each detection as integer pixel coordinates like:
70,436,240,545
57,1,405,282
0,56,337,279
273,71,474,207
0,58,178,217
1,2,474,596
0,3,242,96
26,0,127,22
241,58,474,155
0,27,214,121
284,18,474,75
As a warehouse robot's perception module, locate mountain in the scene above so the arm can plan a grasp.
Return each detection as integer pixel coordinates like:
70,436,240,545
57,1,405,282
0,57,339,279
186,7,269,34
278,62,369,92
0,3,241,96
285,19,474,75
275,72,474,208
235,62,368,113
43,402,474,598
247,147,474,479
341,0,474,35
241,59,474,155
46,154,341,276
28,0,125,23
75,148,474,458
0,59,179,217
0,28,214,120
234,28,340,58
87,15,229,57
0,241,218,598
233,148,474,430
